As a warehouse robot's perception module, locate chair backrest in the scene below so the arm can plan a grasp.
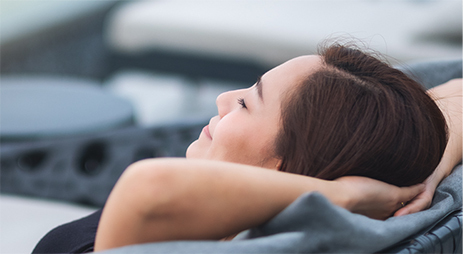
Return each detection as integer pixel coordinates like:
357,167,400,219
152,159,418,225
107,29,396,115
1,120,207,207
381,210,462,253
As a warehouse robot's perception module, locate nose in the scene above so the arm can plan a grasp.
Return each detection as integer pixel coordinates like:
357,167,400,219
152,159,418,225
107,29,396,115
216,89,243,119
216,91,232,119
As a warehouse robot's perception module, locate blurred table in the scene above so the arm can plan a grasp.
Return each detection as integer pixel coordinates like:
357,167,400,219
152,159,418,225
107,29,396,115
1,76,134,140
0,75,135,207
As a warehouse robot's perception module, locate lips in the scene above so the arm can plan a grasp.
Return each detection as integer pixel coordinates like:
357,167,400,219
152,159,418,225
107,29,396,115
203,125,212,139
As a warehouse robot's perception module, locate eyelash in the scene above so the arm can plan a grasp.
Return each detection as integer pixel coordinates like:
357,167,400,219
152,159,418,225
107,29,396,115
237,98,247,109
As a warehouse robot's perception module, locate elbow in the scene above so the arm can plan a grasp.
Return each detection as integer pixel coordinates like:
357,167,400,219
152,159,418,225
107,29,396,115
114,159,183,218
95,159,185,250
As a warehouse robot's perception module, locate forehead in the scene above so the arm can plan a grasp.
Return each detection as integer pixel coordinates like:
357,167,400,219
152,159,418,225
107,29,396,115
276,55,322,75
261,55,322,101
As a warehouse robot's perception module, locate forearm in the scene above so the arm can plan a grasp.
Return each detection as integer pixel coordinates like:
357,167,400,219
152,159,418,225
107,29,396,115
94,158,344,251
427,79,462,179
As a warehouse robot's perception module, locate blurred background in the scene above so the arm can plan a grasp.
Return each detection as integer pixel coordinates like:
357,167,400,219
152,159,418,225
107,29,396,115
1,0,461,253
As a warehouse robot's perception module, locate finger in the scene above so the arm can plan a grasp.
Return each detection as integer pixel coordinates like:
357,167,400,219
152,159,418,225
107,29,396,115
394,207,409,217
394,198,430,217
398,183,425,201
394,203,415,217
393,203,407,217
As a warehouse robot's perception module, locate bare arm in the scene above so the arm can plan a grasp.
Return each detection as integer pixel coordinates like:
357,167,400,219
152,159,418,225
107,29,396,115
396,78,462,216
430,79,463,176
95,158,423,251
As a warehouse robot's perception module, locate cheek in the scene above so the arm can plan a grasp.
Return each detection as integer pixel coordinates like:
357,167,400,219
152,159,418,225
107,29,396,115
207,119,274,165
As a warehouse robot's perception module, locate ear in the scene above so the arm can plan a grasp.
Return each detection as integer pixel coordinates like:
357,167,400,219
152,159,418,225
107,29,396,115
261,157,282,171
275,159,282,170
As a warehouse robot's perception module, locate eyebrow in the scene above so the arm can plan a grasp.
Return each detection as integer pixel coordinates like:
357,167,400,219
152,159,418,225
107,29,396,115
256,76,263,103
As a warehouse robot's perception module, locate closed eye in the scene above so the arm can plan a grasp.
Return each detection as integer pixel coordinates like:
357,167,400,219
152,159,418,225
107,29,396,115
237,98,247,109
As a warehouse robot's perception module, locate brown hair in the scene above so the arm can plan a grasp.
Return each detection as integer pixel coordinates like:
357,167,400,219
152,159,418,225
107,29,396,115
275,44,448,187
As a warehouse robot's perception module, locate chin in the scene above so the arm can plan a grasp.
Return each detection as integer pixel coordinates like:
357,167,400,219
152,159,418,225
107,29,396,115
185,140,201,159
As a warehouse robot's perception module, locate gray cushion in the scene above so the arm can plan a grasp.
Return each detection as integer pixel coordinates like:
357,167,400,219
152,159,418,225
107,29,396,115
399,59,462,90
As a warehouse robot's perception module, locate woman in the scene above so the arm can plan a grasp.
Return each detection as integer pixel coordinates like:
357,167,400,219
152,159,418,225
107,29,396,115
34,44,462,253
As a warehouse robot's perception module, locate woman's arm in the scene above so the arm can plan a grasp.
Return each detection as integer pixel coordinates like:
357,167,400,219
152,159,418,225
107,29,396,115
95,158,423,251
395,78,462,216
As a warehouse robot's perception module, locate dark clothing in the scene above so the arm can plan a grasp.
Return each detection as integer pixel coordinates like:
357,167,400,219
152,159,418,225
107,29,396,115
33,209,102,253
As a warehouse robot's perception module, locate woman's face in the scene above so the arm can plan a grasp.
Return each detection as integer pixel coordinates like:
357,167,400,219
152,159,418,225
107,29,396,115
186,55,321,169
